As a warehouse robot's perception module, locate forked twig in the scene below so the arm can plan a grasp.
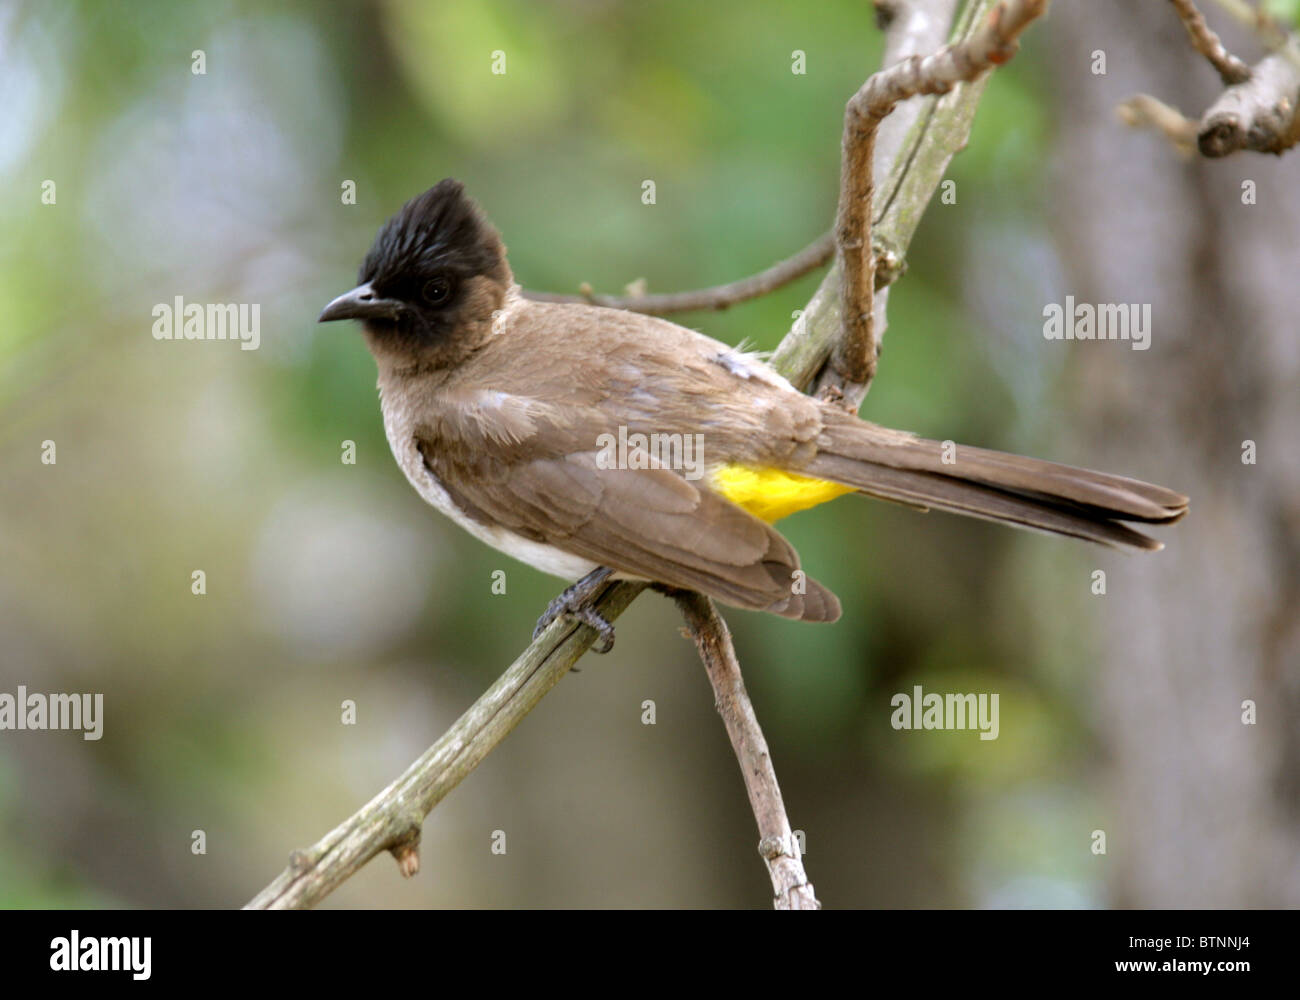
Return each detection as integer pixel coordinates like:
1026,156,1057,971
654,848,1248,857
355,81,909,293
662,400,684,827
824,0,1047,407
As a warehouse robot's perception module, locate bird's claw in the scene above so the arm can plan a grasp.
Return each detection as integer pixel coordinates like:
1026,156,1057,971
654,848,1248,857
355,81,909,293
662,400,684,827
532,567,616,653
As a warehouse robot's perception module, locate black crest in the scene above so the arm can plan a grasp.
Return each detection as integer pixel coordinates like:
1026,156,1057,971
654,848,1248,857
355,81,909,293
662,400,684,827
360,179,502,296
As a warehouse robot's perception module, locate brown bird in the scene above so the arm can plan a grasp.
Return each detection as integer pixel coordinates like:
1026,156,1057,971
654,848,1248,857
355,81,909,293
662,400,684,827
319,180,1187,650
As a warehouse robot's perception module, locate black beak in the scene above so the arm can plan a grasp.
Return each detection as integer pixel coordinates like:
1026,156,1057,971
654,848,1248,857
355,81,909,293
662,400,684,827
318,282,405,323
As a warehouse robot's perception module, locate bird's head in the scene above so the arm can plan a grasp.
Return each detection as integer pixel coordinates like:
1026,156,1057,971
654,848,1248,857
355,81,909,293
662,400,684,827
319,179,512,372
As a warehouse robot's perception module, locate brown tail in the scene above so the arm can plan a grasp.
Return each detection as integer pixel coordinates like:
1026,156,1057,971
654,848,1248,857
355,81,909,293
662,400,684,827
805,411,1188,551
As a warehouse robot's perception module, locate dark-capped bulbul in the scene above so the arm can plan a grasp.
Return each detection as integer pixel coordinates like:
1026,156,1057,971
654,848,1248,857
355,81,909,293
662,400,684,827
319,180,1187,650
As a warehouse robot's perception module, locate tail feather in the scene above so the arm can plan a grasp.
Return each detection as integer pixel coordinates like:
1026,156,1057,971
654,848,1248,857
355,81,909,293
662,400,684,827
807,415,1188,552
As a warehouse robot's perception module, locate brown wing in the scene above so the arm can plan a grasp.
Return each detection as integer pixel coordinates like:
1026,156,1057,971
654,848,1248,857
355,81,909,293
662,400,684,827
416,412,839,622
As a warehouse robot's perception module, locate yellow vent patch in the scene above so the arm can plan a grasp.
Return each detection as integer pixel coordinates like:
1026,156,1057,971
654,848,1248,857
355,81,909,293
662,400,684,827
710,464,855,523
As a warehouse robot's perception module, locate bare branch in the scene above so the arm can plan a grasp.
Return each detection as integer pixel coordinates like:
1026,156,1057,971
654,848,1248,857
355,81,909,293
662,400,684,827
821,0,1048,408
1169,0,1253,84
521,0,958,321
523,232,834,315
1124,1,1300,157
673,591,819,910
246,581,646,909
1206,0,1300,68
1198,51,1300,155
1117,93,1200,155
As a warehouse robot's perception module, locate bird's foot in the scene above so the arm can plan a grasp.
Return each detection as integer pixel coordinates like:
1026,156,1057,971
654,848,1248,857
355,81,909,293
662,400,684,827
533,567,616,653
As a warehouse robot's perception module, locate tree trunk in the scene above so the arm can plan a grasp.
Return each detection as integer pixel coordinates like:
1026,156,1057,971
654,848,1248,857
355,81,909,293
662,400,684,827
1045,0,1300,907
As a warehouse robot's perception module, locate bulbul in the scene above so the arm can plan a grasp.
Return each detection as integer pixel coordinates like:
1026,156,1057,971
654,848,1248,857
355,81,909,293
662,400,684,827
320,180,1187,650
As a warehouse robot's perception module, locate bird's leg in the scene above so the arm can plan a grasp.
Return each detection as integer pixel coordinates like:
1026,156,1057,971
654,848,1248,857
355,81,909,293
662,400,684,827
533,567,617,653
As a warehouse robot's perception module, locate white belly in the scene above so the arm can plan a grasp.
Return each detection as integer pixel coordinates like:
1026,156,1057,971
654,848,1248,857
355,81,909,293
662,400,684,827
379,391,602,582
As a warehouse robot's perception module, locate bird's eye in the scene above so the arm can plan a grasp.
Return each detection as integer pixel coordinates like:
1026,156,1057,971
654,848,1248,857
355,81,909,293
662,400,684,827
422,276,453,305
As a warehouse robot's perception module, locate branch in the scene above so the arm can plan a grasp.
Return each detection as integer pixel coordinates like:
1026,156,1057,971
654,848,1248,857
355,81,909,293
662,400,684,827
771,0,1044,407
1117,94,1200,156
1198,51,1300,155
1123,0,1300,157
249,0,1034,910
1206,0,1300,68
523,232,833,315
872,1,960,214
1169,0,1252,83
847,0,960,415
673,592,819,909
518,0,961,321
825,0,1047,408
246,581,646,909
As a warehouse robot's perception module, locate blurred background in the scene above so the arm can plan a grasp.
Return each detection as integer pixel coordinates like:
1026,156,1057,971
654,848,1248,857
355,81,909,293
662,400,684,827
0,0,1296,908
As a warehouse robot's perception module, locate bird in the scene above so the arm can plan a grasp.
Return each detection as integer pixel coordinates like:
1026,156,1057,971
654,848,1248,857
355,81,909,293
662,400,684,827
319,179,1187,651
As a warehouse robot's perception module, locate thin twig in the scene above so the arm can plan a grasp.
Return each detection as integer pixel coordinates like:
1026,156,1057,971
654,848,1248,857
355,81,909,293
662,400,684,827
523,232,834,315
1117,94,1200,155
822,0,1047,409
522,0,957,320
1207,0,1300,69
674,592,819,909
1169,0,1253,84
